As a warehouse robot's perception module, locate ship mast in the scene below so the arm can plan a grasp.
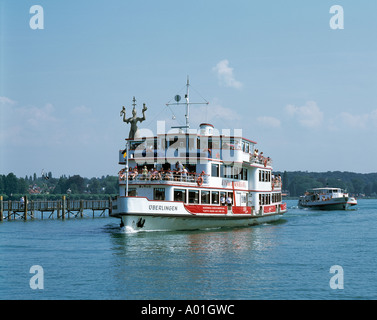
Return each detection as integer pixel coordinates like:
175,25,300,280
185,76,190,133
167,76,209,134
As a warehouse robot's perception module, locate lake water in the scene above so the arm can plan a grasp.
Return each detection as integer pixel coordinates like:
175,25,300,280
1,199,377,300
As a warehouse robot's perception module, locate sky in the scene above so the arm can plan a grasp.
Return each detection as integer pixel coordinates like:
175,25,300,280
1,0,377,178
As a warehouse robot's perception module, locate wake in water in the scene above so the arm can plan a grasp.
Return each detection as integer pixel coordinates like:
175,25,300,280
122,225,139,234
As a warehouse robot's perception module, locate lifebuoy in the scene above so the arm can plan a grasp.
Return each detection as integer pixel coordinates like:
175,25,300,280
197,176,203,186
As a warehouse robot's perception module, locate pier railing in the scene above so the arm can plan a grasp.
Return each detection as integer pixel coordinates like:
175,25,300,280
0,195,112,221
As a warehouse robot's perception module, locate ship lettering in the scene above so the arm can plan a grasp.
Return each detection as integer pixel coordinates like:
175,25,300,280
149,205,178,211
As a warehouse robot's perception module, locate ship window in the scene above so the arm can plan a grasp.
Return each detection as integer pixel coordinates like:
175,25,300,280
128,188,137,197
201,190,210,204
188,190,199,204
211,164,219,177
211,191,219,204
224,165,232,178
174,189,186,203
233,166,241,180
154,188,165,201
242,168,248,181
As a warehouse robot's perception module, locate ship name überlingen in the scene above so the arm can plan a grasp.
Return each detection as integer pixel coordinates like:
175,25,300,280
110,78,287,231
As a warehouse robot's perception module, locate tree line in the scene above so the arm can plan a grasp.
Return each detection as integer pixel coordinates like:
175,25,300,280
278,171,377,198
1,171,377,200
0,172,118,200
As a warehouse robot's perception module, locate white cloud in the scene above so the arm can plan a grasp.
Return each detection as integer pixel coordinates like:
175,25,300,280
285,101,323,128
189,100,241,129
257,116,281,128
212,59,243,89
0,96,16,105
70,105,92,116
23,103,57,127
0,102,60,146
339,109,377,129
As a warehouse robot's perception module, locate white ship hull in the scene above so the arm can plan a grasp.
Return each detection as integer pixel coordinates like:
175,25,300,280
298,197,357,211
298,187,357,211
112,197,286,232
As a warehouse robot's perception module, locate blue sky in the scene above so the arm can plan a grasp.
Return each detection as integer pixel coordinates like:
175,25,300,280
1,0,377,178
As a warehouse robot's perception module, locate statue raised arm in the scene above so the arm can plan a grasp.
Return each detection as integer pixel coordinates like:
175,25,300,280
120,97,148,140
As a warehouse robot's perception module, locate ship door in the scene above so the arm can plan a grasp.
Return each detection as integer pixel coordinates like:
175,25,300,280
235,191,242,206
247,192,253,207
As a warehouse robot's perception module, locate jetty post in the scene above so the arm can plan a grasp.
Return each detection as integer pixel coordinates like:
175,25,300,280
30,199,35,219
109,196,112,216
62,195,66,220
57,201,61,219
80,199,84,218
23,195,28,221
8,200,12,220
0,195,3,222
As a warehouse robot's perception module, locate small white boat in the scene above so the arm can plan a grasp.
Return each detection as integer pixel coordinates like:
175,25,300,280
298,187,357,210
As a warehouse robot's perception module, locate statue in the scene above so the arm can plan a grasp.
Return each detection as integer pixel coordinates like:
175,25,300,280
120,97,147,140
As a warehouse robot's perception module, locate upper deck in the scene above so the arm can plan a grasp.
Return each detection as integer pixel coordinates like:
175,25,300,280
119,130,272,168
117,123,281,194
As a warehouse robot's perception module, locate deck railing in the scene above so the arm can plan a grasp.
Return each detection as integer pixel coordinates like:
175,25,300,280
119,171,209,185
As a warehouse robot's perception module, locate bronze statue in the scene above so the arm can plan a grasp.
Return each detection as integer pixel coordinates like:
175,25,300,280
120,97,147,140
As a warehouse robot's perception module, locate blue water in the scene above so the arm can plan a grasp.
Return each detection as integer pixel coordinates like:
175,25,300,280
1,199,376,300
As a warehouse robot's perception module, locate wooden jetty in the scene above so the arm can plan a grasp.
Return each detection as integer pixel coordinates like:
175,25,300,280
0,195,113,222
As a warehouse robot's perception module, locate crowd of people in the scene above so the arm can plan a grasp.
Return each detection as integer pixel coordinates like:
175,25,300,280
119,162,207,183
250,149,272,166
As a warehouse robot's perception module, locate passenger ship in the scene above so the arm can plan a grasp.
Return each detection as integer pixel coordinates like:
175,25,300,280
298,187,357,210
111,79,287,231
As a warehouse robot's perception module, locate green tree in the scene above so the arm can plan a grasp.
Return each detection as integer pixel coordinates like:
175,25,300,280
282,171,288,190
4,173,18,196
66,175,85,194
88,178,101,194
18,178,28,194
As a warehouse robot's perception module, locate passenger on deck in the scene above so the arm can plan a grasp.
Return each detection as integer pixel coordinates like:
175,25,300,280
129,167,138,180
142,166,148,180
182,166,188,181
220,195,226,206
163,169,173,181
151,168,160,180
226,196,232,209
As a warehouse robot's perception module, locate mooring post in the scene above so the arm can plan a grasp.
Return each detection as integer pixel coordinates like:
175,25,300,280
8,200,12,220
108,196,112,216
62,195,66,220
57,201,61,219
30,199,34,219
0,195,3,222
80,199,84,218
24,195,28,221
